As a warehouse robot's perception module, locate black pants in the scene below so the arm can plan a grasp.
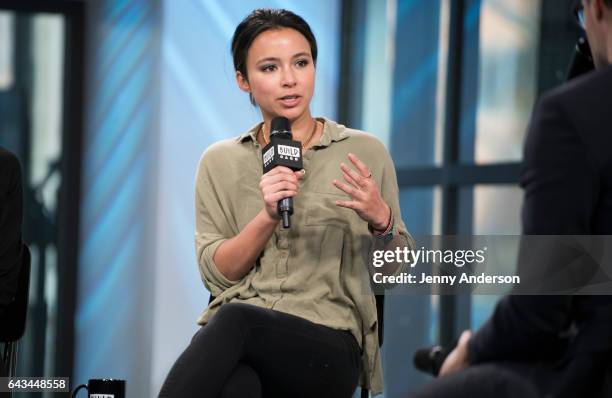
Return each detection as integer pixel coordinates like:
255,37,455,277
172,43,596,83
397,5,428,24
158,303,361,398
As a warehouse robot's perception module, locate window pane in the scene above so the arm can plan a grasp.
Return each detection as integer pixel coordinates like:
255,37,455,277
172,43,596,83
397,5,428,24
388,0,447,167
0,12,14,89
475,0,540,164
459,0,541,164
400,186,441,234
473,184,521,235
471,184,522,329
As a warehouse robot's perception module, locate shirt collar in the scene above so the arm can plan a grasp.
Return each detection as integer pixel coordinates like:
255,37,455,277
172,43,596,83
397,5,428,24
236,117,349,148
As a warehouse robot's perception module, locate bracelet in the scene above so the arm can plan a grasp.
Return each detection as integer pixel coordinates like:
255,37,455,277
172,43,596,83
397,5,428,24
369,206,394,237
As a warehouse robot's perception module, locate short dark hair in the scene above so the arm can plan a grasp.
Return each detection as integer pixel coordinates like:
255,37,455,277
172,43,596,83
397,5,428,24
231,9,318,105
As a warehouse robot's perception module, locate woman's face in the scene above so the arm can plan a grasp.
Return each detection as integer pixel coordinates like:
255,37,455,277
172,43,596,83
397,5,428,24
237,27,315,123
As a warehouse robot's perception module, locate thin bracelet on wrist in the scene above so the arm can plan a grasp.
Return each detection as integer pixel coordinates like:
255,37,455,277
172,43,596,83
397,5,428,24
370,206,393,236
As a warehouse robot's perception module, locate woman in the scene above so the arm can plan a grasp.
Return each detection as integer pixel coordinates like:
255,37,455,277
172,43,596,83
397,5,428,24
159,8,414,398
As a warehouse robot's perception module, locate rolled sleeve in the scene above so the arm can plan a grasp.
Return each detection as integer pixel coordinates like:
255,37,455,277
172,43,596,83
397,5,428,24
194,149,241,297
195,235,239,297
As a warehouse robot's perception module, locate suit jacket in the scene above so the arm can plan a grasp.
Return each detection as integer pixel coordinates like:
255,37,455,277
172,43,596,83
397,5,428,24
468,65,612,397
0,146,23,318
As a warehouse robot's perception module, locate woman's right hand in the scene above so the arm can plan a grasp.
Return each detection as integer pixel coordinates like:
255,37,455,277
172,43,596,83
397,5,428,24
259,166,305,221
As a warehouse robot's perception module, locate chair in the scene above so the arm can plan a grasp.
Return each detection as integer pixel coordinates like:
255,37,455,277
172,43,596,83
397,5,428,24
0,244,31,378
361,293,384,398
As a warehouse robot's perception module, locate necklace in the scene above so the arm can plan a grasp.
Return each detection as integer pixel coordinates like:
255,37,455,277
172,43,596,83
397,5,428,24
259,119,318,148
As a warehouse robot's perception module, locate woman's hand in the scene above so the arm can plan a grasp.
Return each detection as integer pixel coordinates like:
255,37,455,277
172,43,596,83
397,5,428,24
260,166,305,221
333,153,391,230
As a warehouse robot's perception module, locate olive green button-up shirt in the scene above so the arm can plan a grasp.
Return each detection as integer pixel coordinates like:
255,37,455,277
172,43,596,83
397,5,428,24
195,117,414,395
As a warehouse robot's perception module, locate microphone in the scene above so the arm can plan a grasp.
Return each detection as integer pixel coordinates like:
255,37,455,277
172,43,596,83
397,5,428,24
413,340,457,376
261,116,303,228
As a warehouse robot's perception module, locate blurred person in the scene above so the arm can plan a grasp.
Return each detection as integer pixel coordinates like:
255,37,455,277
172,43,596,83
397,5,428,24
0,146,23,378
412,0,612,397
158,8,414,398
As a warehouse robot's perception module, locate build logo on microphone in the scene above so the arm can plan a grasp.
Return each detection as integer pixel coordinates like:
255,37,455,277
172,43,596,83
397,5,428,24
263,146,275,168
278,144,300,161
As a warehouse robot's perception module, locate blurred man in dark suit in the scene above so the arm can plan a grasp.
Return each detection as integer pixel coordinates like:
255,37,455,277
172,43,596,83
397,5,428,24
0,146,23,379
413,0,612,397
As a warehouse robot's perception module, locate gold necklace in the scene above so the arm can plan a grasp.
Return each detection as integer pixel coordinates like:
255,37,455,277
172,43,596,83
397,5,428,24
259,119,318,148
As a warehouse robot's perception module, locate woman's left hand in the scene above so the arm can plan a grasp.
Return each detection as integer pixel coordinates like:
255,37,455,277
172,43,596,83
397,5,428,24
333,153,391,230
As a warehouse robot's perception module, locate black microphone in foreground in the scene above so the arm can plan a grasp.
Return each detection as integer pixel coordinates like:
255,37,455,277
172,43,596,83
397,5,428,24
413,340,457,376
261,116,303,228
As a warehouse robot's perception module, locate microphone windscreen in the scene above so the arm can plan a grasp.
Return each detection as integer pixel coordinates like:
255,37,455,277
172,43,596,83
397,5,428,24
271,116,291,135
413,342,457,376
413,347,435,373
